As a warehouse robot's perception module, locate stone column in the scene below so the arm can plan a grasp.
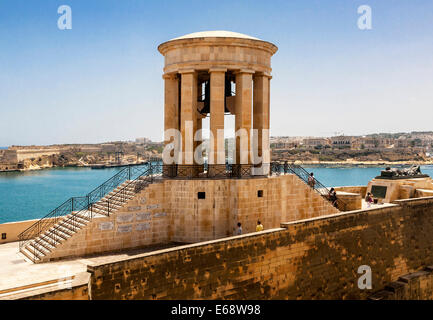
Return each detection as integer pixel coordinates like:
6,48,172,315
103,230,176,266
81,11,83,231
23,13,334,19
179,70,198,172
195,111,204,171
163,73,179,177
209,68,226,176
234,69,254,170
253,72,271,175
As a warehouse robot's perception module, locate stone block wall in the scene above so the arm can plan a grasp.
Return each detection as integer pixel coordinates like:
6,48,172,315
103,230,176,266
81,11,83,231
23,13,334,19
369,267,433,300
334,186,367,198
86,197,433,300
41,182,170,262
0,150,18,163
36,174,339,262
165,175,339,243
367,177,433,203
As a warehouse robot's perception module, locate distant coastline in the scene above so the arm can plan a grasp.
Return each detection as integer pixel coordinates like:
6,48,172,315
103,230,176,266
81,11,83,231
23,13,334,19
289,160,433,167
1,160,433,175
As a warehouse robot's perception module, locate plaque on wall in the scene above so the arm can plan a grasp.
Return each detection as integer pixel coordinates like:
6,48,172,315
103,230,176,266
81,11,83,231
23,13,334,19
128,206,141,212
154,212,167,218
117,225,132,233
116,214,133,223
371,185,388,199
136,223,151,231
136,212,151,221
99,222,114,231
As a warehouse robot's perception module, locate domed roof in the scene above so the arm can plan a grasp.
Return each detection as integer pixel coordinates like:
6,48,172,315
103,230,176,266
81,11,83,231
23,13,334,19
170,30,261,41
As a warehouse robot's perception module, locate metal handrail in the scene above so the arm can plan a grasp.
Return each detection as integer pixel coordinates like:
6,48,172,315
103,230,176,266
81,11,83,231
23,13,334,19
18,162,153,253
270,161,347,209
20,163,161,262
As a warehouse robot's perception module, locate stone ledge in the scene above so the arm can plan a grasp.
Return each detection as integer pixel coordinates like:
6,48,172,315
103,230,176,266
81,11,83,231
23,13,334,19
1,272,90,300
368,266,433,300
86,228,286,271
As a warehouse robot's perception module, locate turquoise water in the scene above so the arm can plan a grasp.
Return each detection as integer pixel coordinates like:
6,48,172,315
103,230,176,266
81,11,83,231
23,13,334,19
0,167,123,224
1,165,433,224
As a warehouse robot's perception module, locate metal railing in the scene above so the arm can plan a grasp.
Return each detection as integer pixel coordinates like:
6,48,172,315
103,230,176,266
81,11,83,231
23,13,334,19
162,163,264,179
18,162,159,255
18,159,346,261
270,161,347,210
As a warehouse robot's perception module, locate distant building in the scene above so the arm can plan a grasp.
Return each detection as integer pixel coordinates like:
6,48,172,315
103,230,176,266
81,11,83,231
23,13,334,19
303,138,330,148
135,137,152,144
331,136,356,149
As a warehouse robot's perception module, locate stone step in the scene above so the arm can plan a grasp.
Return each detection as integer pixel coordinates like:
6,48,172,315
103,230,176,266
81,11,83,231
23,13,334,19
31,237,55,252
56,221,79,233
103,190,135,200
20,247,41,262
28,241,50,256
40,230,64,246
74,212,91,222
60,217,86,230
56,224,75,236
100,196,133,207
46,228,70,241
90,207,109,216
93,202,122,211
26,243,46,259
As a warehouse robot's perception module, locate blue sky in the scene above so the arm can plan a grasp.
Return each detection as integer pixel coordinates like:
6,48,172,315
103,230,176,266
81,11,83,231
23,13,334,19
0,0,432,146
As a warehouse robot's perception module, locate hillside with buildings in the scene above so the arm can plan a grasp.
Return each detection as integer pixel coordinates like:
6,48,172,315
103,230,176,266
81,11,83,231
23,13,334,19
271,131,433,164
0,139,163,172
2,131,433,172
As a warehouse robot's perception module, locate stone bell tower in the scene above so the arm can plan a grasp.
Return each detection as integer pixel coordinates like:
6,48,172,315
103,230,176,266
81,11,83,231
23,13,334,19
158,31,278,177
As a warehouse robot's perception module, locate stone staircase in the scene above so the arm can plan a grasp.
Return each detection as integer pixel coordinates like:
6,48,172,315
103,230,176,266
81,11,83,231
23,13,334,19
20,177,152,263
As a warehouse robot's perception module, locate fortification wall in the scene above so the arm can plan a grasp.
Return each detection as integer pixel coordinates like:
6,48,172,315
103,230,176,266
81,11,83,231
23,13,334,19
26,174,338,262
369,267,433,300
166,175,339,243
86,197,433,300
0,150,18,164
16,149,60,162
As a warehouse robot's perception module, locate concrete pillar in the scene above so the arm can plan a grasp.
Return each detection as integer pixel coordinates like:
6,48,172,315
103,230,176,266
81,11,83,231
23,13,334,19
234,69,254,166
179,70,198,166
195,112,204,167
209,68,226,174
253,73,271,173
163,73,179,164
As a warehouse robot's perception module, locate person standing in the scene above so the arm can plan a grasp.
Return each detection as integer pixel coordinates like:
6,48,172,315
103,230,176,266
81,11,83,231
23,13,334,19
365,192,374,208
236,222,242,235
256,220,264,232
308,172,316,188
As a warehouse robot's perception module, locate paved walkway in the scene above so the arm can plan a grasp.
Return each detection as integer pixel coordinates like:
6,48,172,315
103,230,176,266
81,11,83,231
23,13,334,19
0,241,179,295
361,199,393,210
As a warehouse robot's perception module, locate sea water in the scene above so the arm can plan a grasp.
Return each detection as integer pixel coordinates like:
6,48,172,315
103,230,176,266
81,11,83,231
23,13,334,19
1,165,432,224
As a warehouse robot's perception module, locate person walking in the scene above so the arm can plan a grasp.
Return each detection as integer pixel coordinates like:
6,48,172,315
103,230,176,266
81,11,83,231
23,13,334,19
328,188,338,208
256,220,264,232
308,172,316,188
